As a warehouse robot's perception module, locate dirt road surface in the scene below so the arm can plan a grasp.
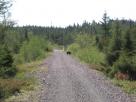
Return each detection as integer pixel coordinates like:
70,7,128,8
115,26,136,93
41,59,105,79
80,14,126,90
37,50,133,102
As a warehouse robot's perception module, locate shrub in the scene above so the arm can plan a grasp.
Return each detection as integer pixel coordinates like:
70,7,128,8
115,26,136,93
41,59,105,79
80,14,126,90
0,79,25,99
76,47,105,65
105,51,120,66
68,43,105,66
67,43,80,54
0,66,17,78
0,46,17,78
15,36,51,64
75,34,96,48
109,53,136,80
68,34,105,71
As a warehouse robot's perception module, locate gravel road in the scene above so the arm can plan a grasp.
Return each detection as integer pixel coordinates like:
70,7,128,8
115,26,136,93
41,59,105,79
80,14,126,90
38,50,133,102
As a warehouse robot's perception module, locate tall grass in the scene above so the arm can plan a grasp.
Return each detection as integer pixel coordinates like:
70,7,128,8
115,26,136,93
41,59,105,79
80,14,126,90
75,47,105,65
68,42,105,71
68,34,105,66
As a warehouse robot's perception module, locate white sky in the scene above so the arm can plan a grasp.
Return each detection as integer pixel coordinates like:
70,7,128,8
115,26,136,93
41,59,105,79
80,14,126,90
10,0,136,27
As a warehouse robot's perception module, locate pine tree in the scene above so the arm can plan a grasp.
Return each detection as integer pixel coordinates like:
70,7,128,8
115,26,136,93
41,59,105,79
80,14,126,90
106,20,122,66
101,12,110,38
100,12,111,51
124,29,134,54
0,45,17,78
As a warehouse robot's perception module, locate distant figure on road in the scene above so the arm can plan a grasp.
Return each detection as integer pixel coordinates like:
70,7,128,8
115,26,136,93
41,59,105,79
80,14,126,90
67,51,71,55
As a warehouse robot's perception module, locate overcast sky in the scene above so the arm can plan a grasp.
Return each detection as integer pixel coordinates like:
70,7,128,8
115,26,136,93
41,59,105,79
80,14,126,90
10,0,136,27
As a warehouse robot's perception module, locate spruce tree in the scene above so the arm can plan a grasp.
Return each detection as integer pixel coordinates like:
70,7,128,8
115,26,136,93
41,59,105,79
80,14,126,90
100,12,111,51
0,45,17,78
106,20,122,66
124,29,134,54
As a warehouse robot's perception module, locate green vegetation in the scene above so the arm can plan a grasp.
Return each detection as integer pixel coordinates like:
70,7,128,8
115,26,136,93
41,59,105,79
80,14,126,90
68,34,105,67
0,45,17,78
0,0,52,100
66,13,136,94
112,79,136,94
0,79,25,99
0,0,136,98
14,36,52,64
67,14,136,81
0,60,43,101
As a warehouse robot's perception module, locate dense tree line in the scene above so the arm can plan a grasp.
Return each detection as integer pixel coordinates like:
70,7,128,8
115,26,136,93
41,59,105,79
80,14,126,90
9,15,136,81
0,0,136,80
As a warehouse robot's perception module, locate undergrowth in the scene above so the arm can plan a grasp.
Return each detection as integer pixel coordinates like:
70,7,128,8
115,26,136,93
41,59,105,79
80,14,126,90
0,60,43,101
112,79,136,94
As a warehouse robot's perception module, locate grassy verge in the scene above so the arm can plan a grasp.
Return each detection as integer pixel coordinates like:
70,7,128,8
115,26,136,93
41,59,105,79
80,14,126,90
75,47,105,65
68,45,105,71
15,60,43,89
2,60,44,102
0,79,25,100
112,79,136,94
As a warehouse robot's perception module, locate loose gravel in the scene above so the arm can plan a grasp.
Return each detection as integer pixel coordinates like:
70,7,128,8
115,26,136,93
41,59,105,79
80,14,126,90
11,50,135,102
36,50,133,102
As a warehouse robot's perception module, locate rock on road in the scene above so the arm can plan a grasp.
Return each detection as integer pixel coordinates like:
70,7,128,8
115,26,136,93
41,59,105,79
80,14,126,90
38,50,133,102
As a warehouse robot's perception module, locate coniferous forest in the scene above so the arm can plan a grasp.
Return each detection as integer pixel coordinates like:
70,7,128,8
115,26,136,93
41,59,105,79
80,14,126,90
0,0,136,100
